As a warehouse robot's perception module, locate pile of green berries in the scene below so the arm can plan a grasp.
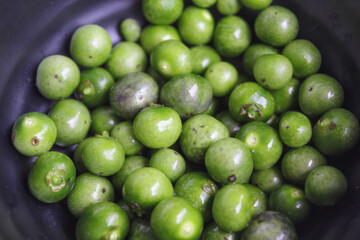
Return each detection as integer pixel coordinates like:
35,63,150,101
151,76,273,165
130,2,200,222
11,0,359,239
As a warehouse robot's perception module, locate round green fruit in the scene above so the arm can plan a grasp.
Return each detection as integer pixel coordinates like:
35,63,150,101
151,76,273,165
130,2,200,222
229,82,275,122
255,5,299,47
70,24,112,68
109,72,159,120
36,55,80,100
235,121,283,170
312,108,360,156
133,106,182,149
122,167,174,215
241,211,298,240
67,173,115,217
82,136,125,176
305,166,347,206
28,151,76,203
150,40,192,79
160,73,213,119
76,201,129,240
180,114,230,164
212,184,252,232
142,0,184,25
48,99,91,147
12,112,57,156
205,138,253,184
174,172,218,222
151,197,204,240
106,41,147,79
214,15,251,57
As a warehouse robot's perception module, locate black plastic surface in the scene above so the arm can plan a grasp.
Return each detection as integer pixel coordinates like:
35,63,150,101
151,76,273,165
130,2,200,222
0,0,359,239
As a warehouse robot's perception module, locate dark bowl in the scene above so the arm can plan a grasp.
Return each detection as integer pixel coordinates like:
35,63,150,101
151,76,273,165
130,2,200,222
1,0,360,239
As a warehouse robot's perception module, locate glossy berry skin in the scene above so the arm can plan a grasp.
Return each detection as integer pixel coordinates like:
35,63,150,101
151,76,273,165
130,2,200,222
212,184,252,232
251,166,285,194
241,211,298,240
120,18,141,42
192,0,217,8
73,137,94,173
174,172,218,222
282,39,322,79
142,0,184,25
28,151,76,203
178,6,214,45
205,138,253,185
298,74,344,119
76,201,129,240
180,114,230,164
205,61,238,97
160,73,213,119
75,68,114,109
305,166,347,206
110,122,145,156
150,197,204,240
242,43,279,77
133,106,182,149
214,15,251,57
140,25,181,54
271,77,300,115
279,111,312,148
190,45,221,75
241,0,272,10
281,146,327,185
254,54,293,90
67,173,115,217
150,40,193,79
122,167,174,215
243,184,268,216
90,106,121,135
149,148,186,183
312,108,359,156
229,82,275,122
48,99,91,147
106,41,147,79
255,5,299,47
110,72,159,120
235,121,283,170
82,136,125,176
111,156,148,194
36,55,80,100
70,24,112,68
269,184,311,224
217,0,242,15
12,112,57,156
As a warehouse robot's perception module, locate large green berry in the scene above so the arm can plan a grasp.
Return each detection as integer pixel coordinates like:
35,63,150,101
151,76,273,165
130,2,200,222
142,0,184,25
28,151,76,203
180,114,230,164
150,40,192,79
12,112,57,156
214,15,251,57
36,55,80,100
151,197,204,240
133,106,182,149
48,99,91,147
255,5,299,47
70,24,112,68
